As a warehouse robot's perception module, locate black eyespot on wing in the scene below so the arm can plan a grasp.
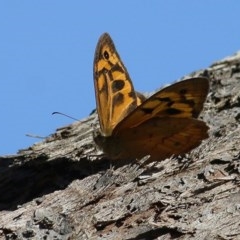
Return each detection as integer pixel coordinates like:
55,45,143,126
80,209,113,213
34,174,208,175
174,141,181,147
112,80,125,93
113,92,124,106
180,88,187,94
183,99,195,108
156,97,174,107
141,108,154,114
103,50,109,60
165,108,183,115
112,63,125,73
128,91,136,98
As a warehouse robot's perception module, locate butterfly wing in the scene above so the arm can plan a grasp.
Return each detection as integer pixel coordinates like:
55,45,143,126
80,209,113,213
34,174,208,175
114,78,209,133
94,33,143,136
93,34,209,161
98,117,208,161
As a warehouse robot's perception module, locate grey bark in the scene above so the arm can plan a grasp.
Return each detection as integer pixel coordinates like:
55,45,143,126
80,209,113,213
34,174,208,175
0,52,240,240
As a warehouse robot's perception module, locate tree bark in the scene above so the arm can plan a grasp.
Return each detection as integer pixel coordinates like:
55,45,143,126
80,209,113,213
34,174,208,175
1,52,240,240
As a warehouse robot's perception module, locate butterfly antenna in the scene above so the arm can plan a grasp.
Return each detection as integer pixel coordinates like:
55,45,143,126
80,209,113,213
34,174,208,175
25,133,46,139
52,112,79,121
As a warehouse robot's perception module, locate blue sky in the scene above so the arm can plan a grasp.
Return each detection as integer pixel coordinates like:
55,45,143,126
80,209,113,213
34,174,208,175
1,1,239,155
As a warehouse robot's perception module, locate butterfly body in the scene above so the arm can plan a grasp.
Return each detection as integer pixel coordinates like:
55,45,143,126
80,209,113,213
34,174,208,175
93,33,209,161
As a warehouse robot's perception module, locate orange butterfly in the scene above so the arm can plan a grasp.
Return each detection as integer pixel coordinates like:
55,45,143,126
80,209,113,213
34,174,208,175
93,33,209,161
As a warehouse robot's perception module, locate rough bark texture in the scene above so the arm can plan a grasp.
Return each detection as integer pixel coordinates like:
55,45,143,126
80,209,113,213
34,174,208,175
1,52,240,240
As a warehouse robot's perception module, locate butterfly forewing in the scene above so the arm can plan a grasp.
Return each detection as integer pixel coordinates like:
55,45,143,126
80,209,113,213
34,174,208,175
114,78,209,133
94,33,139,136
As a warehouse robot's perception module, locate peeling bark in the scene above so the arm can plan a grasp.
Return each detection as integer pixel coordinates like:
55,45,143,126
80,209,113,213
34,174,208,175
1,52,240,240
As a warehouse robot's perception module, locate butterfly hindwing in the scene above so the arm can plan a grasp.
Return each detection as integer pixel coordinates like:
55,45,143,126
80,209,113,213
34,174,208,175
104,117,208,161
114,78,209,133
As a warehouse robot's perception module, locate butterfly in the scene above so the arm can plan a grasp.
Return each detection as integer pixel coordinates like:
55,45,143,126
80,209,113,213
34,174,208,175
93,33,209,162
